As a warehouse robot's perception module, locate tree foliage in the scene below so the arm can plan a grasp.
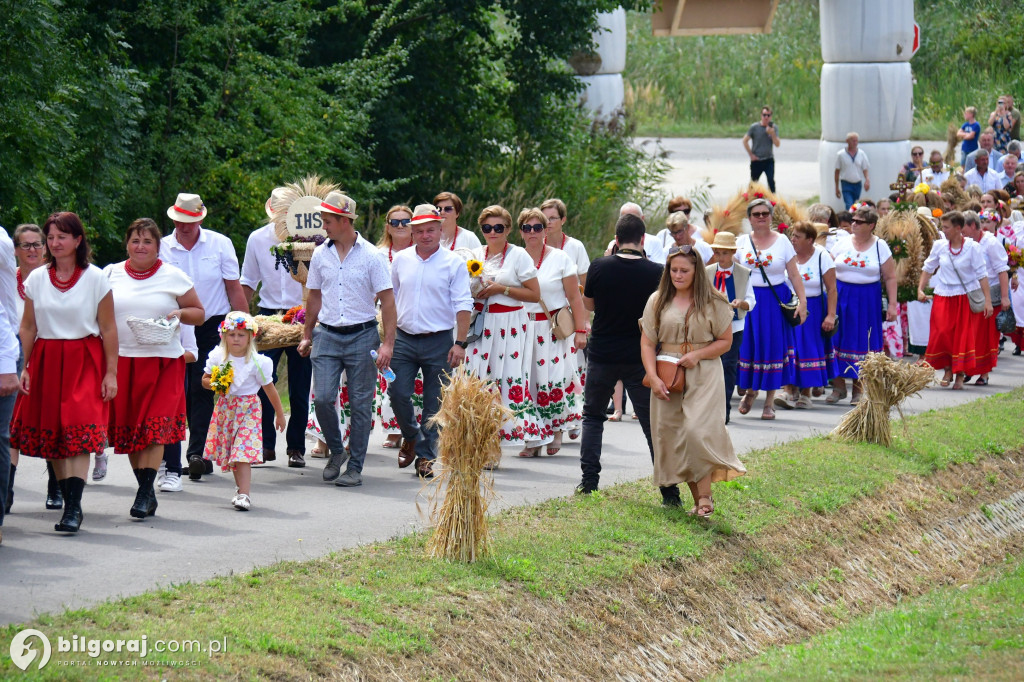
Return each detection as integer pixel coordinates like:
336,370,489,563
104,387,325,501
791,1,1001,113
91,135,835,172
2,0,657,261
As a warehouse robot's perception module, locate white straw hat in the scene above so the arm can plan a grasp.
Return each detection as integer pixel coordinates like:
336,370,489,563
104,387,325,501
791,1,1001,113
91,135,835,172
167,193,208,223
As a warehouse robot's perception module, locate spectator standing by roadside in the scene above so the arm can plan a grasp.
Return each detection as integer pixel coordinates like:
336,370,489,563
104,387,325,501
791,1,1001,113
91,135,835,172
990,96,1014,153
240,188,312,469
576,214,662,495
743,106,780,193
834,132,870,208
958,106,981,166
160,193,247,483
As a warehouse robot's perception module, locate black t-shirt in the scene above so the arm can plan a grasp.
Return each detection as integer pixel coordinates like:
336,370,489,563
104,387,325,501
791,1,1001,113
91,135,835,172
584,254,663,364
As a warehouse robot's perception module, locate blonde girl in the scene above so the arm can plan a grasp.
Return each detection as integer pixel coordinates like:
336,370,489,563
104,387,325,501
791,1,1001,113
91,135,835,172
201,312,285,510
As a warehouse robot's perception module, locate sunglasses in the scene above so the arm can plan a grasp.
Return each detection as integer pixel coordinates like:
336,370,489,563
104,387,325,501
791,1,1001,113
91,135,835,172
850,218,872,225
18,242,43,250
520,223,545,233
667,244,694,256
480,223,507,234
387,218,411,228
750,211,771,218
762,113,772,117
912,151,924,156
439,206,456,213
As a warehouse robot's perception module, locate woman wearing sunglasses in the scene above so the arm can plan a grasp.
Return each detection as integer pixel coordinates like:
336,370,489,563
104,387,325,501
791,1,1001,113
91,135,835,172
827,205,898,404
734,198,808,420
640,244,744,513
434,191,481,255
375,205,422,451
518,208,587,458
465,205,542,446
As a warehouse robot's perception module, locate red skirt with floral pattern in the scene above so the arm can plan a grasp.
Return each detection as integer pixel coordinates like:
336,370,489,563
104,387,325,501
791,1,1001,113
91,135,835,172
11,336,109,459
108,355,187,454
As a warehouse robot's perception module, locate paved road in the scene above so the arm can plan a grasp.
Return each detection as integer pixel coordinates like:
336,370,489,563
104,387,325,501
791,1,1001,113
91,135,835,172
636,137,947,207
3,351,1023,625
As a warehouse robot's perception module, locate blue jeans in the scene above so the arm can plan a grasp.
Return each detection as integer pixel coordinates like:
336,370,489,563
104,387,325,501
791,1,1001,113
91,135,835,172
311,325,379,473
578,359,654,486
257,308,312,455
0,391,16,527
840,180,862,209
388,330,452,461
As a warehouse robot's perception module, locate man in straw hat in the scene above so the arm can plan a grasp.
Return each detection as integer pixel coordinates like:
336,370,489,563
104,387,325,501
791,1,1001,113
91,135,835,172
240,187,311,469
387,204,473,478
298,191,396,488
706,232,755,424
160,192,248,483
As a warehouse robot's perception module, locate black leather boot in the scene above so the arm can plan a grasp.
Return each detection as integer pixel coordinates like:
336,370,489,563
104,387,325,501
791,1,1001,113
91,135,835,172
45,461,63,510
54,477,85,533
130,468,158,518
5,463,15,514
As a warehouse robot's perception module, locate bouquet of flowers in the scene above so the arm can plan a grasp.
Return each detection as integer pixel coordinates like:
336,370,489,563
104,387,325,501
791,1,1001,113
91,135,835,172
1006,243,1024,273
282,306,305,325
466,258,487,297
209,361,234,396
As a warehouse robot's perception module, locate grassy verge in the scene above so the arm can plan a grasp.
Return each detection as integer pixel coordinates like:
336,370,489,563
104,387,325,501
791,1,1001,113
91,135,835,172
633,120,952,141
4,389,1024,679
715,555,1024,681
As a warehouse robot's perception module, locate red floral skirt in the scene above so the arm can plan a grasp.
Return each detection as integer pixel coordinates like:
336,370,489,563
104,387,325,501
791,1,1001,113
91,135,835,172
108,356,187,454
11,336,109,459
924,294,996,375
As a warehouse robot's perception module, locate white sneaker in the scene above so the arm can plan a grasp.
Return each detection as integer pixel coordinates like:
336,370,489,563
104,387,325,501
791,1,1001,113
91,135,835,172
159,471,183,492
92,453,109,481
155,461,167,488
232,493,251,511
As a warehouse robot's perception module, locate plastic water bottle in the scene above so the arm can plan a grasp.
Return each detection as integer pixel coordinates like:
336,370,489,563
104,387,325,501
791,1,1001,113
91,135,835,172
370,350,396,382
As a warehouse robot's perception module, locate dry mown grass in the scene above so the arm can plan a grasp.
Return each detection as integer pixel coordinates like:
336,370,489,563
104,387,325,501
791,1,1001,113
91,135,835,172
355,455,1024,681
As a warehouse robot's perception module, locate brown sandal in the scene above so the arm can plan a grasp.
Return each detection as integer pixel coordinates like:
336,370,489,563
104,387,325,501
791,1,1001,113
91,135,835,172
738,392,755,415
696,496,714,518
761,405,776,420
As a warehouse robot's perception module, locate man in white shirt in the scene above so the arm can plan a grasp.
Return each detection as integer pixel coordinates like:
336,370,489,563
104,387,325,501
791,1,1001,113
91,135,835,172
160,193,248,482
996,153,1018,188
540,198,590,287
388,204,473,478
923,150,950,189
834,132,871,209
241,188,312,469
964,150,1003,193
964,131,1003,173
605,202,665,263
298,192,396,488
0,225,20,545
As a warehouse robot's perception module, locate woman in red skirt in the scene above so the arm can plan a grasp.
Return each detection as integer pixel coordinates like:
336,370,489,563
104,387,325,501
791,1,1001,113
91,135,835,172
11,212,119,533
105,218,204,519
918,210,993,390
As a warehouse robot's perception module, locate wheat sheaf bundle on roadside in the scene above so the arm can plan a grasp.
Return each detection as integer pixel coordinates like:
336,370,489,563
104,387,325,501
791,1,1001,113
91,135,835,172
830,353,934,447
425,366,511,562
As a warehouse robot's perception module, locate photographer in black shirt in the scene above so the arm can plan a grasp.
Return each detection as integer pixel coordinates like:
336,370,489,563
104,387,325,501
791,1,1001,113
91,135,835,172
576,213,663,494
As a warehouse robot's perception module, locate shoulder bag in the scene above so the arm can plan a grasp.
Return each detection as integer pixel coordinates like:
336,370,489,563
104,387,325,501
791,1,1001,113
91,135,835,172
818,252,839,339
538,298,575,341
947,250,987,314
642,308,693,393
754,242,802,327
466,309,486,344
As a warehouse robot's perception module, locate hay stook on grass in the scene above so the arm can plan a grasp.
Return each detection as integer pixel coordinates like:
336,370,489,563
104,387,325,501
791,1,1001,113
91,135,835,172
830,353,934,447
424,366,512,562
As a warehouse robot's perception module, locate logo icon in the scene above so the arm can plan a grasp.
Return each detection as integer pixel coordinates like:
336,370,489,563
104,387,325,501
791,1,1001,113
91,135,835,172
10,629,51,671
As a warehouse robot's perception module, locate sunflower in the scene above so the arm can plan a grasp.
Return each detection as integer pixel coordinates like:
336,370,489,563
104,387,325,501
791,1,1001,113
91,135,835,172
210,361,234,395
466,259,483,277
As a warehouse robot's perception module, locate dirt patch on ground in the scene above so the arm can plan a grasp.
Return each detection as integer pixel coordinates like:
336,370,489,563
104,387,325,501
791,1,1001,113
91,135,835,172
345,454,1024,681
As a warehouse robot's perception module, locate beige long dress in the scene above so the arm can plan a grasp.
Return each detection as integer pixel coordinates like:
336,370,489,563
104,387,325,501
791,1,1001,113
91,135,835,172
640,295,747,487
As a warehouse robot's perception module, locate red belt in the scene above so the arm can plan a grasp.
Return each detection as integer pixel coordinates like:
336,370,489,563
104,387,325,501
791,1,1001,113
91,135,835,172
528,307,561,321
473,303,523,313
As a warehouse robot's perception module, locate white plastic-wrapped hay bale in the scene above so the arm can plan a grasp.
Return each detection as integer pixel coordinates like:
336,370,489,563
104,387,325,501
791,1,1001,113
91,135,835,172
819,140,911,211
820,63,914,142
820,0,915,63
577,73,624,118
592,8,626,74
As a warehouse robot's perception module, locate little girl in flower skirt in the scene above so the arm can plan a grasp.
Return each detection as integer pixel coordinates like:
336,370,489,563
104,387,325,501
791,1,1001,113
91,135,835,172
202,312,285,510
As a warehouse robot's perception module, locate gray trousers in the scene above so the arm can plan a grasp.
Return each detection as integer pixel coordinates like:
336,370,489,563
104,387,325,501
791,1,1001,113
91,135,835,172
311,325,379,472
387,330,452,461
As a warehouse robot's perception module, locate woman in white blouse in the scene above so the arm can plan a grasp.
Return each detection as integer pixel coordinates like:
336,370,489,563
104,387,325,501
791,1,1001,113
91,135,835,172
465,205,541,447
734,199,808,420
106,218,204,519
827,206,898,405
518,208,587,457
919,210,993,390
776,222,837,409
11,212,118,534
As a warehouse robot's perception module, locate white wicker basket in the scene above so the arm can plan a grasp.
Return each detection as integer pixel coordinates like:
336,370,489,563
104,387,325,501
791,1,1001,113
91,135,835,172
126,315,180,346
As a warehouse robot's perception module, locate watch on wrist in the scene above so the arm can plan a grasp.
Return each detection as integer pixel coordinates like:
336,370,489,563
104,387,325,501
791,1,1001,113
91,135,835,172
454,340,468,349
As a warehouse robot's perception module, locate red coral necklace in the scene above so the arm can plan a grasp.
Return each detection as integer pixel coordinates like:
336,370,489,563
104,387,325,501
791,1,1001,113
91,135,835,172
485,242,509,269
16,269,25,301
48,264,83,293
125,259,162,280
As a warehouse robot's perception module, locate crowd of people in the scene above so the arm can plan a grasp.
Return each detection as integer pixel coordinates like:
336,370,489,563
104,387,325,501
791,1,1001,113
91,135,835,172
4,94,1024,542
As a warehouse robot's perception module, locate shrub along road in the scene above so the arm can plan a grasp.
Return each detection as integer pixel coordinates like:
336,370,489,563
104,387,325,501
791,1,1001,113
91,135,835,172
3,353,1023,626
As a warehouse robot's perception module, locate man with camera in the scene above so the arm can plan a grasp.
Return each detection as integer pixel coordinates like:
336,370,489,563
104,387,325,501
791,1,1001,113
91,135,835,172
743,105,781,193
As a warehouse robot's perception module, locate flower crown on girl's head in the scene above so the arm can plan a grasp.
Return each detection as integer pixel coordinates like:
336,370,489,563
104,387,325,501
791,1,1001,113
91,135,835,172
979,209,1001,223
219,311,259,336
